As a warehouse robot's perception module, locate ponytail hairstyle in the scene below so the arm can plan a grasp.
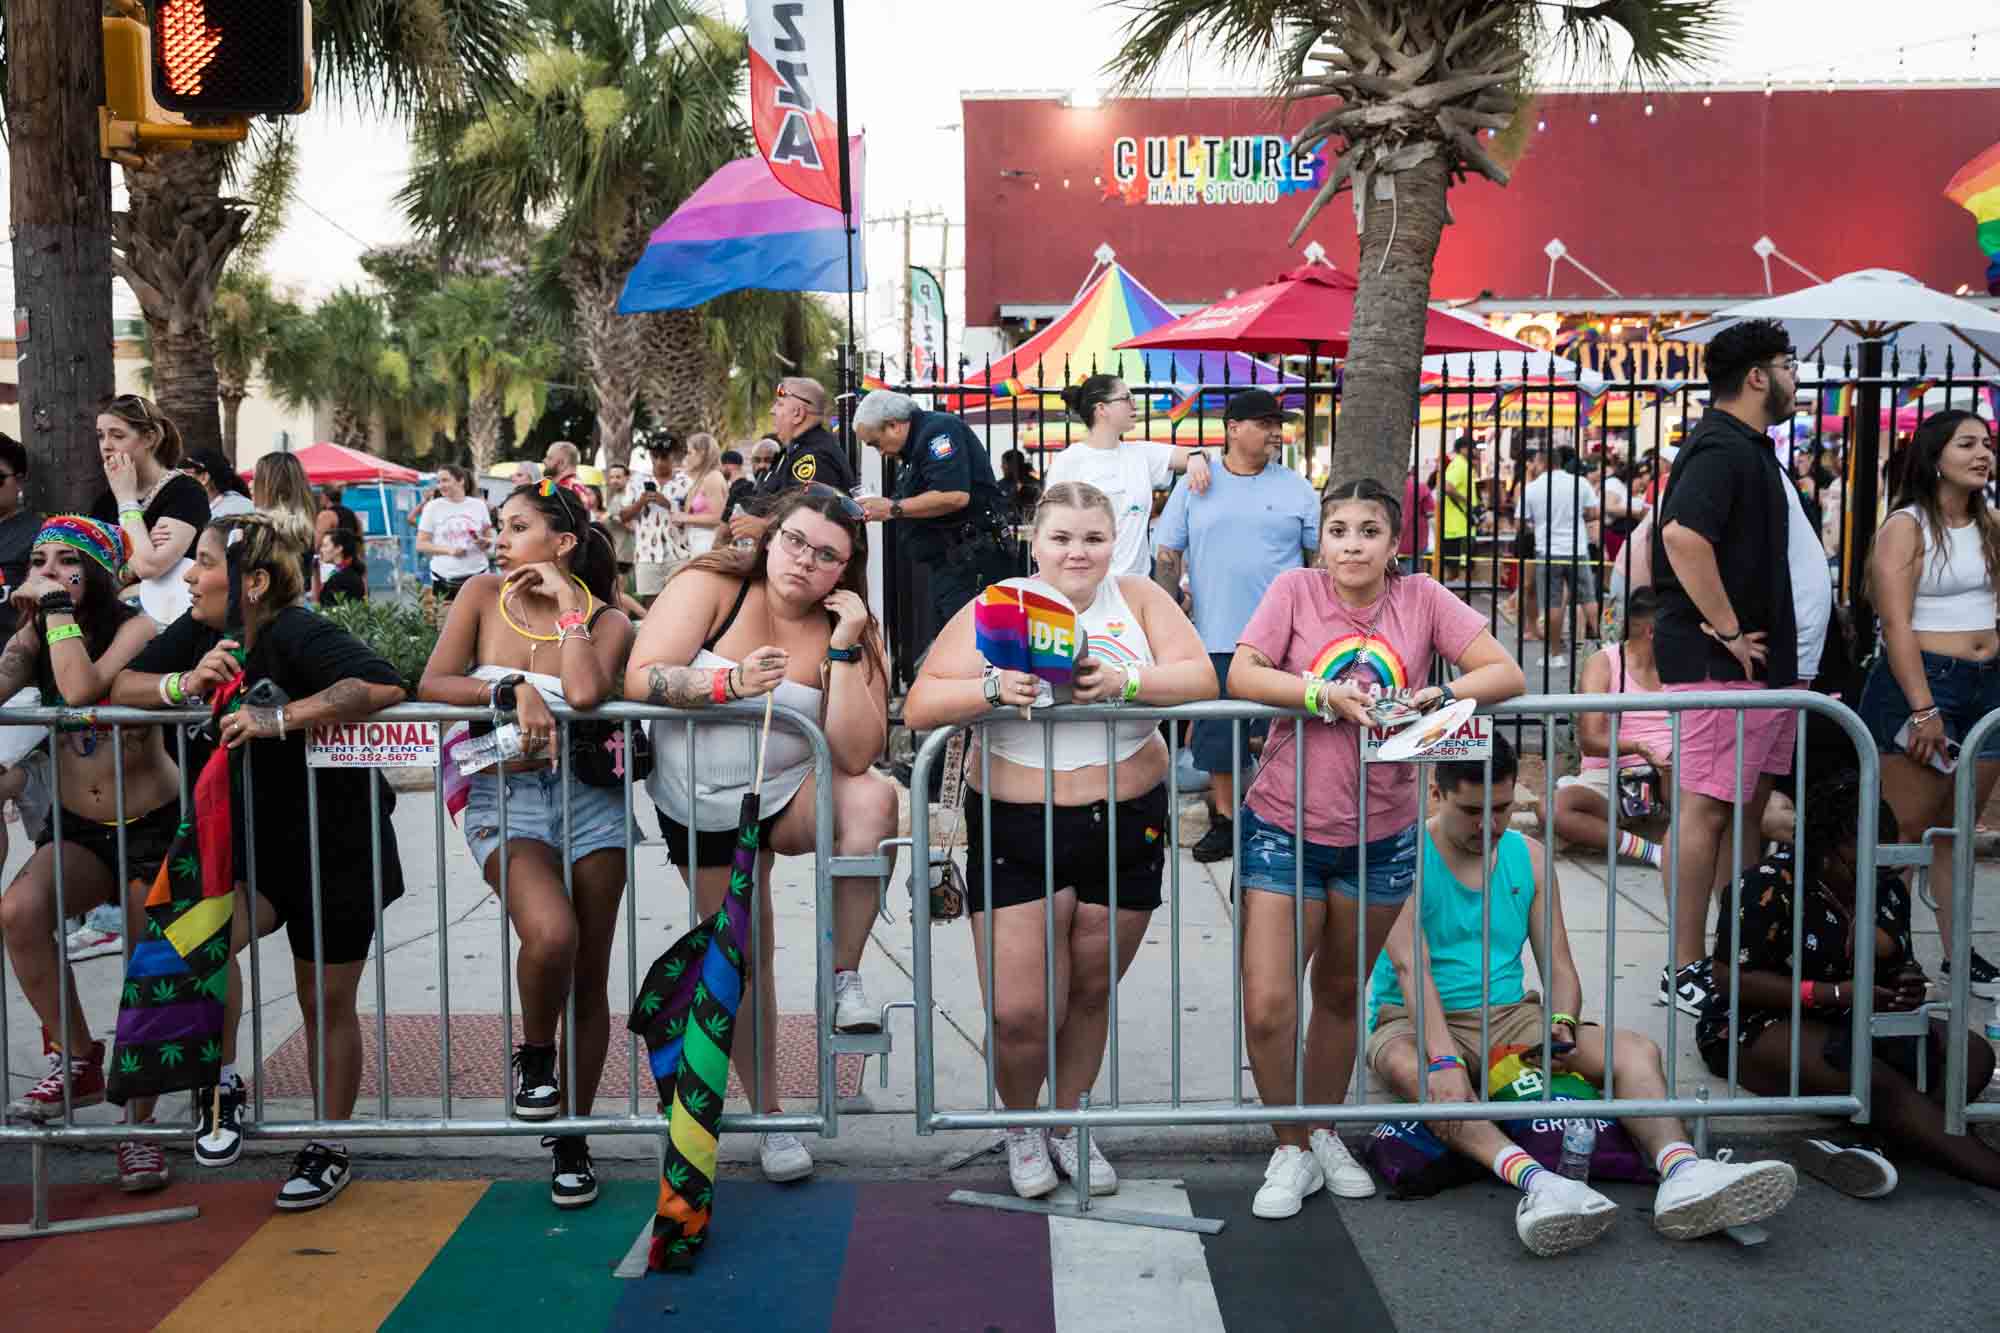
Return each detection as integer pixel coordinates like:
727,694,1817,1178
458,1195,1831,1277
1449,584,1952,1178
1060,373,1126,430
1887,409,2000,595
211,512,311,644
1320,477,1406,579
510,480,617,606
100,393,185,470
324,526,366,574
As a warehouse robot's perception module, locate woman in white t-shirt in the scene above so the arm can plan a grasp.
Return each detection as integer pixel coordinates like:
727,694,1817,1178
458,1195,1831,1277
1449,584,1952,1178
416,465,494,601
1044,375,1210,578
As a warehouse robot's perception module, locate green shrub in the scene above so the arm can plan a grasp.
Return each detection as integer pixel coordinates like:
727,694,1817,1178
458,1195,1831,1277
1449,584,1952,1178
320,598,440,694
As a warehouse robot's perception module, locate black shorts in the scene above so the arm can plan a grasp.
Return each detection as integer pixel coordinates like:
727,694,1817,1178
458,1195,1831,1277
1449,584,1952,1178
964,785,1170,914
1441,535,1472,564
37,798,180,893
655,803,783,871
251,831,405,967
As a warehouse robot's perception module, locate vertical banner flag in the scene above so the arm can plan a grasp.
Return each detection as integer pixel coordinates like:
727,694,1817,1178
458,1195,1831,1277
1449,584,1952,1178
909,266,945,381
748,2,846,212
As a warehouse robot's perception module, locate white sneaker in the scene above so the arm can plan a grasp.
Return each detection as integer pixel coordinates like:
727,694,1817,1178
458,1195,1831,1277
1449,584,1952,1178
1796,1139,1897,1199
759,1132,813,1183
1514,1175,1619,1256
832,971,879,1033
1006,1128,1059,1199
65,922,121,961
1652,1155,1795,1239
1048,1132,1117,1196
1251,1145,1325,1220
1309,1129,1377,1199
1547,654,1569,669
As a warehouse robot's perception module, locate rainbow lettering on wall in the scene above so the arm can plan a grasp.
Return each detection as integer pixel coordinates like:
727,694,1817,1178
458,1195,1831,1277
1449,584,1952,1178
1105,133,1325,208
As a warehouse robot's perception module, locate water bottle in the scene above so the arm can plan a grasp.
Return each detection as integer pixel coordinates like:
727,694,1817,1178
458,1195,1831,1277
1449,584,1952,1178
454,722,525,775
1557,1118,1596,1181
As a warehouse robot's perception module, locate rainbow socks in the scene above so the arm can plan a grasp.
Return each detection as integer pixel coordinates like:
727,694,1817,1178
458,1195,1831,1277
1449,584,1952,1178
1655,1142,1699,1180
1617,829,1665,868
1494,1145,1547,1193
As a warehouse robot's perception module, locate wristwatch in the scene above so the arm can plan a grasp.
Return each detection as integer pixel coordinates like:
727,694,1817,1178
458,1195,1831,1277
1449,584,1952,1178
826,643,862,664
982,667,1003,709
1436,682,1456,708
890,499,905,520
490,675,523,711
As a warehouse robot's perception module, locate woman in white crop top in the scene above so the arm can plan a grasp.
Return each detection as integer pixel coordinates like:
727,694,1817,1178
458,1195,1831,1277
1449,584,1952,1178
904,481,1216,1199
623,487,897,1185
1862,410,2000,994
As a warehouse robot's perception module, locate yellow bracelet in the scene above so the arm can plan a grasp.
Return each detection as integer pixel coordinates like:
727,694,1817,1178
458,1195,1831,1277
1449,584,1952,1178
45,623,82,646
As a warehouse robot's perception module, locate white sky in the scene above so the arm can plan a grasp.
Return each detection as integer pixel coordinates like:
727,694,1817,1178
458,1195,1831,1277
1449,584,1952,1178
8,1,1999,353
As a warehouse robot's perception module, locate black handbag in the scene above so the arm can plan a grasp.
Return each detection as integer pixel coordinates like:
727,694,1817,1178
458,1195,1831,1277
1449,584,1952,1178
568,717,654,788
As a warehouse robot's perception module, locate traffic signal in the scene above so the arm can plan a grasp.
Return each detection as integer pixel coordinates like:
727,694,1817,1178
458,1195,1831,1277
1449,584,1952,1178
150,0,314,117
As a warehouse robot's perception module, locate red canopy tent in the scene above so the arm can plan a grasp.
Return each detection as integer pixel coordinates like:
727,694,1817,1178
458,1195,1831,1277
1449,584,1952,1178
242,442,422,485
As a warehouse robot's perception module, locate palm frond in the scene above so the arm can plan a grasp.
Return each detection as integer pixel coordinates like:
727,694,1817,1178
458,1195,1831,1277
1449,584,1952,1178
1538,0,1731,85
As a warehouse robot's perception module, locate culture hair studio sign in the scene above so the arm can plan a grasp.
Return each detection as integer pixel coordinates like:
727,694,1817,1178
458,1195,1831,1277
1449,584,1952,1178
1106,132,1325,207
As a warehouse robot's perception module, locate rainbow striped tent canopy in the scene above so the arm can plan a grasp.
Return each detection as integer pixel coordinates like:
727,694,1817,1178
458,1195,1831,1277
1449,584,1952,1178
949,258,1297,420
1946,140,2000,297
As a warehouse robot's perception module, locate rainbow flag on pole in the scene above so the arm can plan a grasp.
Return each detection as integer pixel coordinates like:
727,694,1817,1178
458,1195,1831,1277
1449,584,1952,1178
1946,140,2000,297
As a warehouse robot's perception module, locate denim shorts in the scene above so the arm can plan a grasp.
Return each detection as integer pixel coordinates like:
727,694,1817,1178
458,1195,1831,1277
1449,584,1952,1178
1238,807,1419,905
1859,652,2000,761
1535,558,1598,607
462,769,632,871
1190,652,1265,776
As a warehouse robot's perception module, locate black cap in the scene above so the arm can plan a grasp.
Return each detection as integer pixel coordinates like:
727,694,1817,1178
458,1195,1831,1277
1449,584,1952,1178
1224,388,1297,423
721,449,744,465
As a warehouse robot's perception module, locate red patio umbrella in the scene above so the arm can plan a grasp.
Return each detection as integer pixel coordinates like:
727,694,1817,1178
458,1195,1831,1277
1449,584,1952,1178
240,442,422,486
1118,265,1532,359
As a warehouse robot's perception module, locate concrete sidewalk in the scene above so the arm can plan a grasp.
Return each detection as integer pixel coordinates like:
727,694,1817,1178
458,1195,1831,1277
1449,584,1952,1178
5,779,1998,1175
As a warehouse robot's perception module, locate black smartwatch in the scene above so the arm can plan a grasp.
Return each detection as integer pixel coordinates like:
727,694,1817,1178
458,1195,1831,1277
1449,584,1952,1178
826,644,862,664
491,676,522,711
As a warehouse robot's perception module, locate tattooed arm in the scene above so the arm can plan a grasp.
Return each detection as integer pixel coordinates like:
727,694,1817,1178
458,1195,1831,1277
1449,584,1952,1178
623,568,738,708
1152,546,1185,602
641,664,729,708
221,677,407,748
0,624,40,706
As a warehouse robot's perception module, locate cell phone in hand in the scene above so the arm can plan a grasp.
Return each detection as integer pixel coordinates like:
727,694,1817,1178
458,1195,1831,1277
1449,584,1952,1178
643,480,659,492
1894,717,1960,774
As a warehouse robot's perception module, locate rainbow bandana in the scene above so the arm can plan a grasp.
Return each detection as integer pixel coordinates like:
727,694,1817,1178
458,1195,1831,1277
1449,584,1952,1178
36,516,128,575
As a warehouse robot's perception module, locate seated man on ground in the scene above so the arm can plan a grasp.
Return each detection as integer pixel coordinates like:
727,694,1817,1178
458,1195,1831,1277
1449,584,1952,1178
1703,771,2000,1196
1554,587,1672,869
1365,735,1796,1256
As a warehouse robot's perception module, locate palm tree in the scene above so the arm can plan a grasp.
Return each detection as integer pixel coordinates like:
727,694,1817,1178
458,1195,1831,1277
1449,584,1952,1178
410,275,560,470
1108,1,1725,488
209,269,310,459
109,1,530,459
272,288,414,450
400,0,747,465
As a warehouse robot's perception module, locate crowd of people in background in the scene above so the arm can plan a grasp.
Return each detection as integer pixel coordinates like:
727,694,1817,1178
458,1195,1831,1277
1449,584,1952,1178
4,337,2000,1260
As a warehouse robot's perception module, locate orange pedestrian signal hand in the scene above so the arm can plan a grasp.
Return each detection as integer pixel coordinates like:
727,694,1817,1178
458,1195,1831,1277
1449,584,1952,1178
156,0,224,100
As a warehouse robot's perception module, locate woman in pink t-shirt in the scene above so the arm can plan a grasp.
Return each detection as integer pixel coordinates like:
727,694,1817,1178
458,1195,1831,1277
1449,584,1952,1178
1226,477,1525,1219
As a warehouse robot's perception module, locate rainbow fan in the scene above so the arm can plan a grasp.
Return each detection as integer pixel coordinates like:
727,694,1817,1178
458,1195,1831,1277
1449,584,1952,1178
974,578,1083,687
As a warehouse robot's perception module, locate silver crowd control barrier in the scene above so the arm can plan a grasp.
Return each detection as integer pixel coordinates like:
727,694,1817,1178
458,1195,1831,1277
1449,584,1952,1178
907,691,1884,1148
0,700,849,1240
1942,706,2000,1136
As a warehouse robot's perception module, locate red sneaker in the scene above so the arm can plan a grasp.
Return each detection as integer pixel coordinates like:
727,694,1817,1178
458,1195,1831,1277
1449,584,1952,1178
117,1128,170,1193
7,1039,105,1122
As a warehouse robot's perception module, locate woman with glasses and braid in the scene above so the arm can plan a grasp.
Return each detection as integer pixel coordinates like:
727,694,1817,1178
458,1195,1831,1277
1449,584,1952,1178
625,486,897,1186
90,395,209,624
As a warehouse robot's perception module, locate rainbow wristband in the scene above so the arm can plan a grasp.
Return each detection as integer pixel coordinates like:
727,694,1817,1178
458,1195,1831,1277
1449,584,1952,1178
44,623,82,646
1427,1054,1463,1072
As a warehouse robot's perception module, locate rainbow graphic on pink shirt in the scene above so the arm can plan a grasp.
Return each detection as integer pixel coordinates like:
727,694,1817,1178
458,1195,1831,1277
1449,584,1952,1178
1308,636,1408,692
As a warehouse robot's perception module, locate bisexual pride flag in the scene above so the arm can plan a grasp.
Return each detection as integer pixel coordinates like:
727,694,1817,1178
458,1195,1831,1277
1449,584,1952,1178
618,140,866,314
974,578,1082,688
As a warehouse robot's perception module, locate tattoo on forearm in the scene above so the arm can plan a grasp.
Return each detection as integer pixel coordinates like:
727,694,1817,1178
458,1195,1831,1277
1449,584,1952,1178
0,637,35,695
1242,647,1274,671
318,678,378,718
645,665,717,708
1153,549,1183,598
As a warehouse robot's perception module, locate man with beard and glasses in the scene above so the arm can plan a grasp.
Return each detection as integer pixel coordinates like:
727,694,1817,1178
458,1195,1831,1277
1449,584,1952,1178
1650,317,1831,1020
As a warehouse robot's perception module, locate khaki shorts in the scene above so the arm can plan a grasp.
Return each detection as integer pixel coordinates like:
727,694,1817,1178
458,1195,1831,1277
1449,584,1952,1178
1366,995,1547,1080
1556,765,1617,802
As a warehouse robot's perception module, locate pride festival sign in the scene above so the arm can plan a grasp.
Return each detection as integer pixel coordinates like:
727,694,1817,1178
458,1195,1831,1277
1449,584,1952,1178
974,579,1082,688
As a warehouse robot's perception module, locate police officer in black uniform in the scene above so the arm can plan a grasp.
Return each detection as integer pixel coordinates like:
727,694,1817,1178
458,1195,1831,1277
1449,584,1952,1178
853,390,1012,633
727,377,856,545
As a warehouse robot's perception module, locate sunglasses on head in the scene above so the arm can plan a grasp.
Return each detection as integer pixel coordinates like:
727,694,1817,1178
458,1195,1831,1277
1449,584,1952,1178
802,482,864,519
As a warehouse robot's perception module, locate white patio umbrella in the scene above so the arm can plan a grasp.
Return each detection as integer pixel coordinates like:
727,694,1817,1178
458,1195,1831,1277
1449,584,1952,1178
1663,268,2000,370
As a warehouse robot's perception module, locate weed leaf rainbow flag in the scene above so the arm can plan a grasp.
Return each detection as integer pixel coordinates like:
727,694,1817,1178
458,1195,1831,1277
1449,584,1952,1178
974,578,1083,687
107,673,245,1103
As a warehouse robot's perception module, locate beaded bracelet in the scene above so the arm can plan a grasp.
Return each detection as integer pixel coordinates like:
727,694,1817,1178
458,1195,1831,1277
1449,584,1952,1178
556,610,587,632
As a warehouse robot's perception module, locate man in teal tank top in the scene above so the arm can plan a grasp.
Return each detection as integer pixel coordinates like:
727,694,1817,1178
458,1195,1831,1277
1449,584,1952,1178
1363,735,1796,1257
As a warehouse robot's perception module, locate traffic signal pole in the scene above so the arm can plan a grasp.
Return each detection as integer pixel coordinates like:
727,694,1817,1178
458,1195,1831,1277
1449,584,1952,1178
5,0,122,515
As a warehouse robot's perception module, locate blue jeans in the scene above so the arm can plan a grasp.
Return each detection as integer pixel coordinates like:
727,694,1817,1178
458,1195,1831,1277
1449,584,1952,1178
1238,808,1419,905
462,769,631,870
1859,652,2000,761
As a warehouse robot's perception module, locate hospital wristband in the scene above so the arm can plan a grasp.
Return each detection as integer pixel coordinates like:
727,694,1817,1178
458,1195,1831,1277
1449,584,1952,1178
44,623,82,646
1120,665,1141,703
1303,679,1323,720
119,507,145,524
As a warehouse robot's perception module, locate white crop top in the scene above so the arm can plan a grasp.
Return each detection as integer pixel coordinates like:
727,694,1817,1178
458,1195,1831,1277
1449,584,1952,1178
982,577,1160,772
1896,508,1998,632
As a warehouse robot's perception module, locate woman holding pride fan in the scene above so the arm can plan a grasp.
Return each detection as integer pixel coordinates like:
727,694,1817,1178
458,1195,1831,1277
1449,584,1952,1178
905,481,1216,1200
1227,477,1524,1220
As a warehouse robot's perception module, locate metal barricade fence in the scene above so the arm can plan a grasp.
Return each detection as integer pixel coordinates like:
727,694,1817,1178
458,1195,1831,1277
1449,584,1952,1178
0,700,855,1174
907,690,1883,1138
1942,705,2000,1135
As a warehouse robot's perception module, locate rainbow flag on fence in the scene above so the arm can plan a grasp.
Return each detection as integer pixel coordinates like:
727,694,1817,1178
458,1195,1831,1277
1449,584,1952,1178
1946,140,2000,297
1828,383,1855,418
1900,378,1937,408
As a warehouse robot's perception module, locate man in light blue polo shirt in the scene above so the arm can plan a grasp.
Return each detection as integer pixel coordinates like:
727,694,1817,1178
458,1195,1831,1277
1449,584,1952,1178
1153,388,1319,863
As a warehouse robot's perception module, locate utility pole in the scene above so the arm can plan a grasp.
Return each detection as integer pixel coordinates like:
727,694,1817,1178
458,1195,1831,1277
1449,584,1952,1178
901,207,914,379
7,0,116,514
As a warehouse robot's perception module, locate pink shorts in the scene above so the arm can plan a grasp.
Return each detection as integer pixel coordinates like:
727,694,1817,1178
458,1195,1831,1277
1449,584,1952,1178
1667,680,1806,803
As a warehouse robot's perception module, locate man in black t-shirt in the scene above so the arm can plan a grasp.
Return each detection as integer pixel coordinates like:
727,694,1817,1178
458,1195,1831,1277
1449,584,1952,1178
0,435,40,638
727,378,855,544
1651,317,1831,1019
852,390,1011,637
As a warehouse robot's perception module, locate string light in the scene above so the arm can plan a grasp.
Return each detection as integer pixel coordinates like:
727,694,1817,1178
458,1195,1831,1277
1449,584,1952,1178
1588,111,1598,124
1537,118,1546,130
1643,103,1654,115
1701,95,1712,106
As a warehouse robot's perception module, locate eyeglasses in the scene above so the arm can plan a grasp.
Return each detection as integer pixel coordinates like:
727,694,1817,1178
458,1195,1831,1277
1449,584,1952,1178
1102,393,1134,405
802,481,865,519
0,472,18,484
774,526,851,569
1760,356,1799,375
